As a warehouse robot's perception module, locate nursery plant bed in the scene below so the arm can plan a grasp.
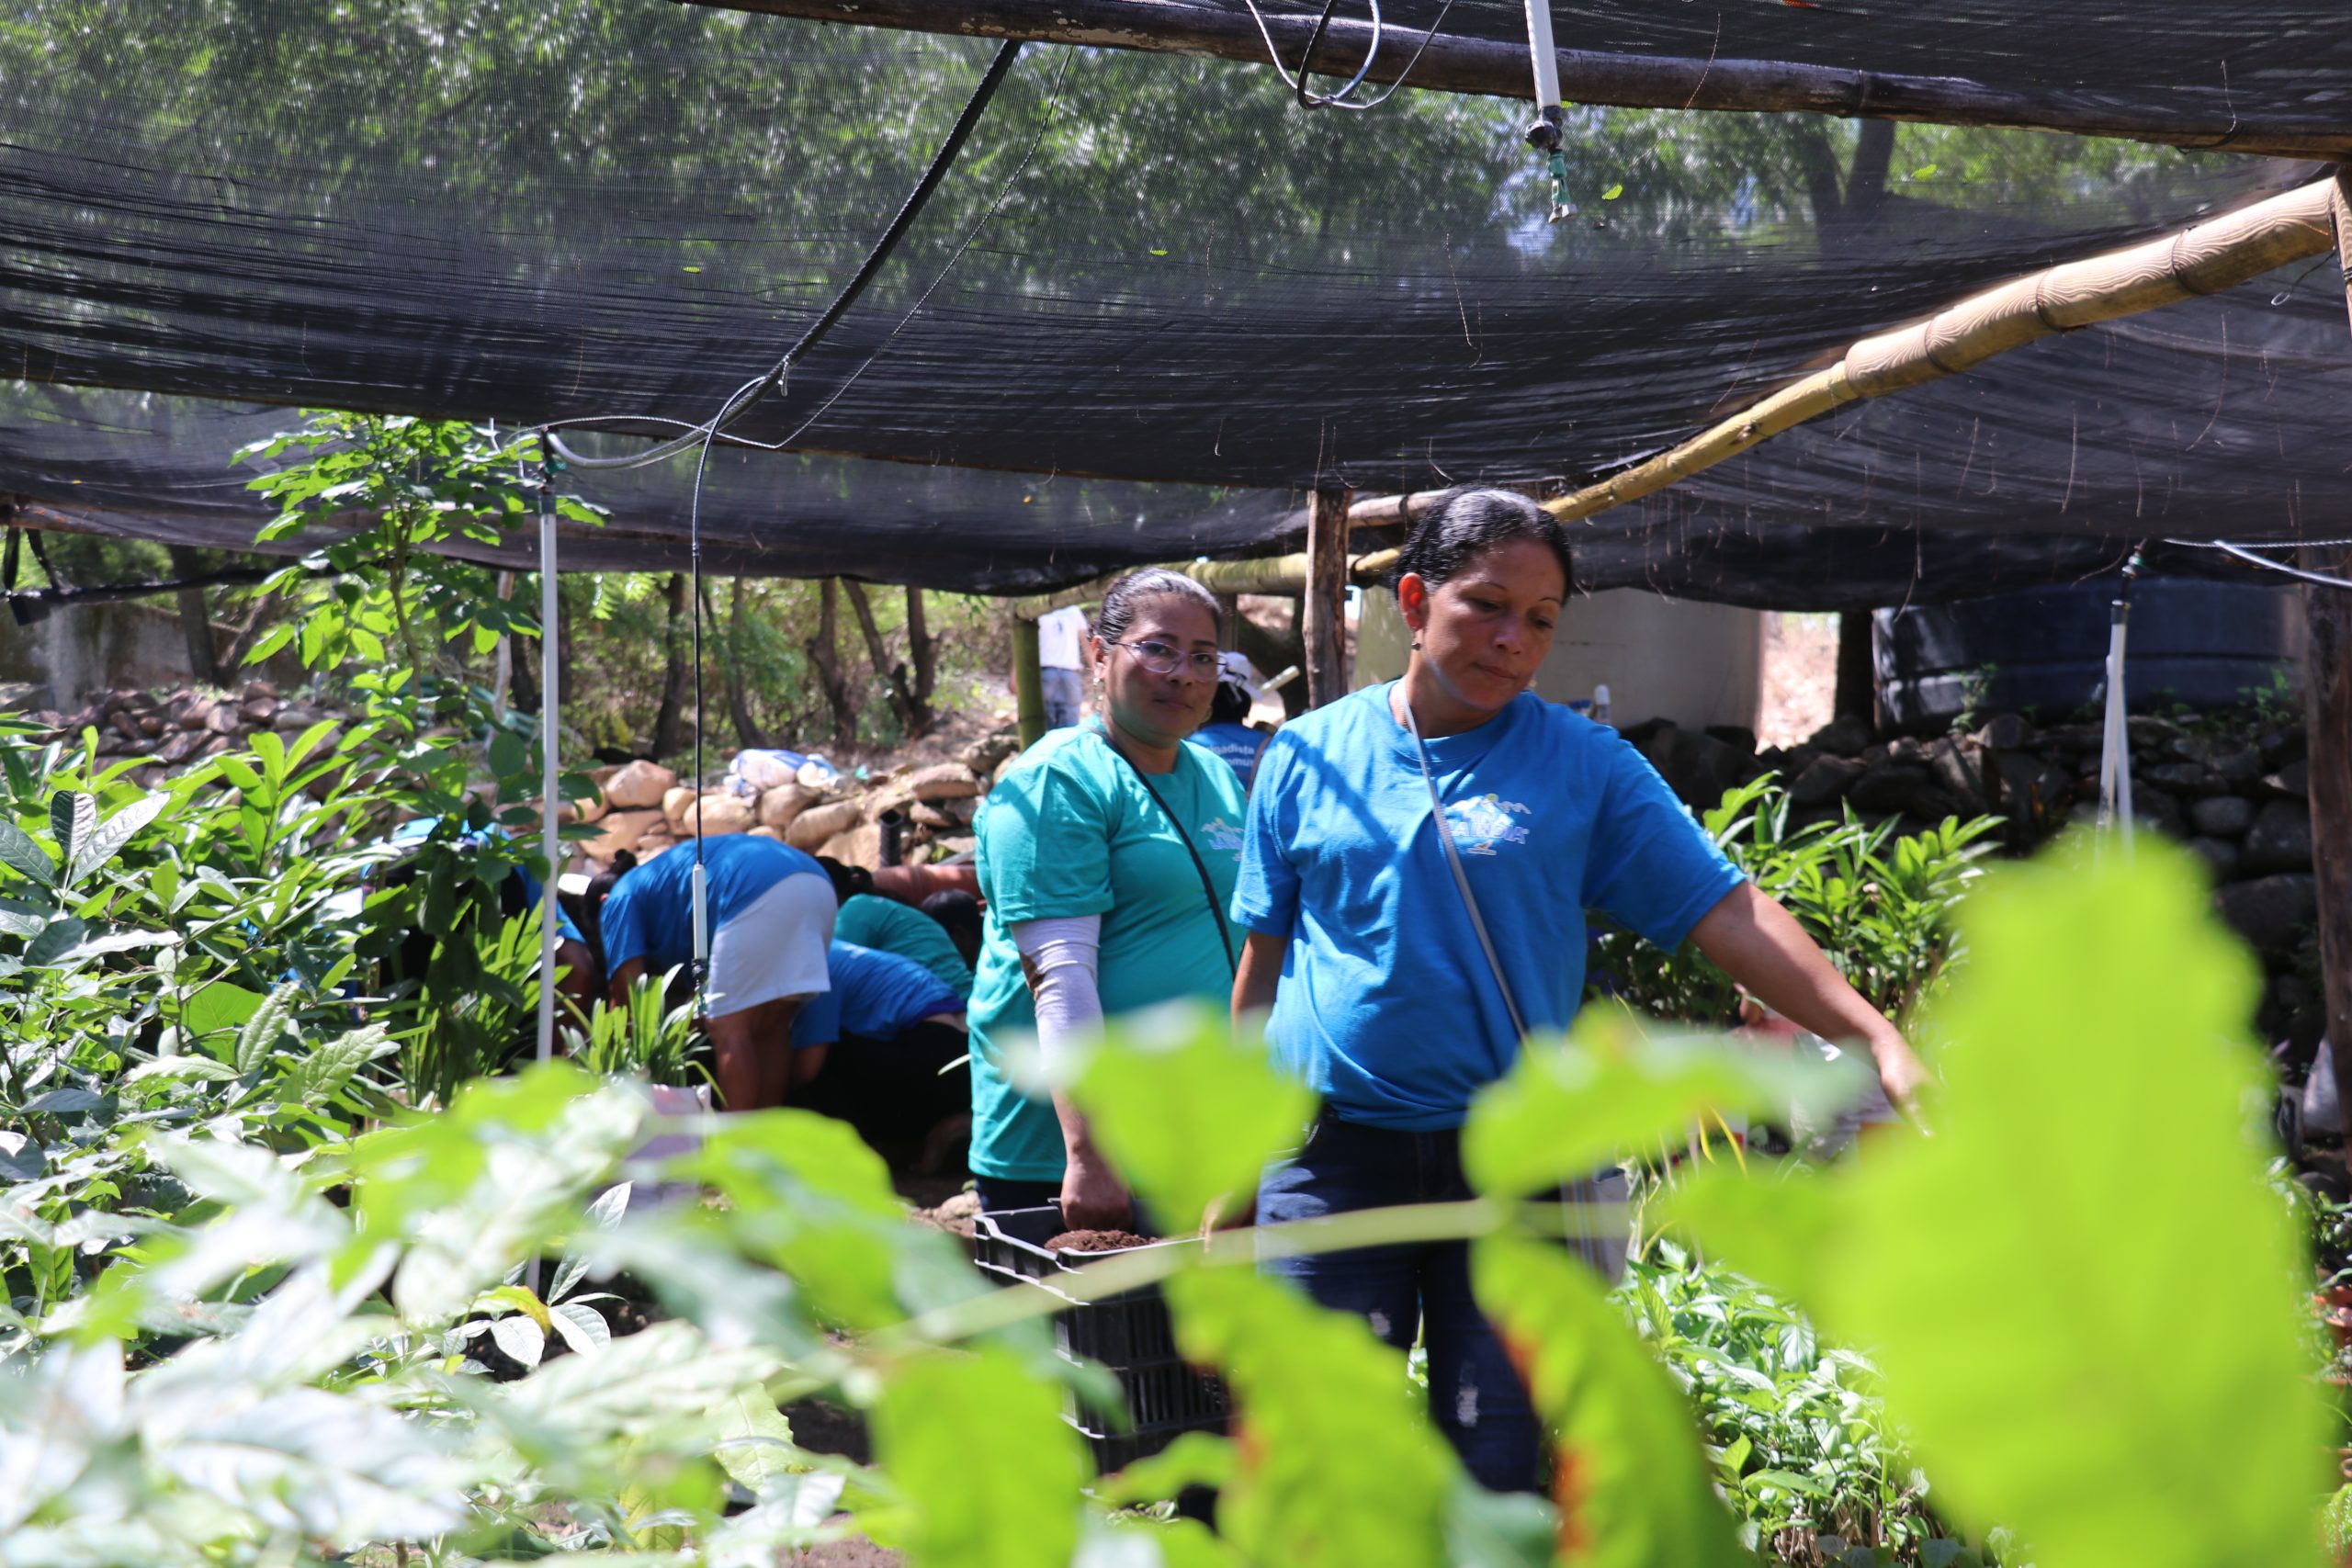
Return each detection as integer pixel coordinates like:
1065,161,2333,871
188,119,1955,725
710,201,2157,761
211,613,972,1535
973,1206,1227,1472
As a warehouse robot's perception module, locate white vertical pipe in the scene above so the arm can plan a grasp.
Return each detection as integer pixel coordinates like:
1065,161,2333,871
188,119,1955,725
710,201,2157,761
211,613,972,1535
1523,0,1561,112
536,496,560,1065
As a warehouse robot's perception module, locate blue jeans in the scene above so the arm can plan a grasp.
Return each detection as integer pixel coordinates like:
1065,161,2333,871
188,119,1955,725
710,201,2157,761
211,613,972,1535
1257,1114,1542,1493
1040,667,1083,729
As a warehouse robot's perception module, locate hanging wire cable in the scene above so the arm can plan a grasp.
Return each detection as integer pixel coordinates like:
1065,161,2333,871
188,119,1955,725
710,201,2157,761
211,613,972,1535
2165,536,2352,590
1238,0,1464,111
544,38,1023,474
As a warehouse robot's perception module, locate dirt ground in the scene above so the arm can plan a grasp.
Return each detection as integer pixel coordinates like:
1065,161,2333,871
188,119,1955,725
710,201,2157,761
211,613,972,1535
1758,612,1840,750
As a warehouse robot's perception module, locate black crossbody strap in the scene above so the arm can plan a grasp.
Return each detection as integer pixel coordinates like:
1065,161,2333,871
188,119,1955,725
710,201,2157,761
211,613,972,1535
1096,731,1238,976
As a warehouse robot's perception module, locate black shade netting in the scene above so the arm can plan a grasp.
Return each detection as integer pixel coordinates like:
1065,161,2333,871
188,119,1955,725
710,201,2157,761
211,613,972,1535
0,4,2347,603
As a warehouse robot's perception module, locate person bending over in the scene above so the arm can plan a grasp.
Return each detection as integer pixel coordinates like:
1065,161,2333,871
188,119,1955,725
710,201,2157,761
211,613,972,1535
788,939,972,1161
590,834,837,1111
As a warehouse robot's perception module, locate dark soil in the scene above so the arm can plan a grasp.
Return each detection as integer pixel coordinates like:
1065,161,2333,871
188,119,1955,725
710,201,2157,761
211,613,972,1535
782,1396,872,1466
1047,1228,1158,1253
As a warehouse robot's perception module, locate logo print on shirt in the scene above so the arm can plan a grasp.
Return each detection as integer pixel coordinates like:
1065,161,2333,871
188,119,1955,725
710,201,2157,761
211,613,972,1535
1202,817,1244,855
1443,795,1531,855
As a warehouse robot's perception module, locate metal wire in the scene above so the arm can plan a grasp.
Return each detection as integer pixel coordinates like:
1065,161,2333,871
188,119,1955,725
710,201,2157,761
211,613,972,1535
2165,536,2352,590
1241,0,1469,111
543,38,1024,473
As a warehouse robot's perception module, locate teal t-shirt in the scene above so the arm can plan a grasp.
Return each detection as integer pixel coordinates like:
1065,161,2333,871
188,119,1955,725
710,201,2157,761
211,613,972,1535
833,893,973,998
967,722,1249,1181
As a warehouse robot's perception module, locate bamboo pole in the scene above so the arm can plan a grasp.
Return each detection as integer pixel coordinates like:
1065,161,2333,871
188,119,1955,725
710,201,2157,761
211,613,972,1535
1543,178,2337,525
1012,614,1046,750
678,0,2352,163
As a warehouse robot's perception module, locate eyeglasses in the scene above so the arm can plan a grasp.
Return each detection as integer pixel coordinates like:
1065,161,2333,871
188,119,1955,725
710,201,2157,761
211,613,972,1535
1113,639,1223,678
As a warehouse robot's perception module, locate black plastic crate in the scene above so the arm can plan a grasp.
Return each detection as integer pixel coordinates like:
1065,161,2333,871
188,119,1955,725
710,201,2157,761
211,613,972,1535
974,1206,1188,1363
973,1207,1228,1472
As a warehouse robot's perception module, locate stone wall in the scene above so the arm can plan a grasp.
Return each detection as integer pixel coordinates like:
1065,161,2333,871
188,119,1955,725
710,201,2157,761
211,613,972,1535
1624,707,2323,1060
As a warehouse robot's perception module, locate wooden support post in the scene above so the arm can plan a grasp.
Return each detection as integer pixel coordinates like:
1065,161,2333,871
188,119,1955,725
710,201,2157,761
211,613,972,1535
2303,545,2352,1155
1012,613,1046,750
1304,484,1351,708
2318,172,2352,1153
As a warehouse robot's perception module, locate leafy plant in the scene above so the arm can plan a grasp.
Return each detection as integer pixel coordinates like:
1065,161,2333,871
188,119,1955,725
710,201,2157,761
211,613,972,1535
1593,777,2000,1027
567,964,706,1086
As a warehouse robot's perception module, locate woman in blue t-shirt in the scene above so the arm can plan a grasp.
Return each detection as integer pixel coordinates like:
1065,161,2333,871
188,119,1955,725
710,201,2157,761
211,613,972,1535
1230,489,1928,1493
968,569,1249,1226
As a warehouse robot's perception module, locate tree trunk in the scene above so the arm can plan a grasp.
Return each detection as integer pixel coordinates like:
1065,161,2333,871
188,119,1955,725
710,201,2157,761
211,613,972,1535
905,586,937,735
806,579,859,748
164,546,220,686
720,577,769,750
843,580,921,736
651,571,692,760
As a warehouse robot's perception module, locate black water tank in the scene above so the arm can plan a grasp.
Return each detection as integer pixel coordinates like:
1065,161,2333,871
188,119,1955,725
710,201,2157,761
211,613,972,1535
1874,578,2303,732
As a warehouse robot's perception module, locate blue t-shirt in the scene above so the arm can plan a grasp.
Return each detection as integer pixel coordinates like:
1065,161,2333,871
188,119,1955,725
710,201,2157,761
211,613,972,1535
1194,721,1267,789
1233,684,1743,1131
598,835,827,977
967,722,1250,1181
389,816,582,943
791,941,967,1049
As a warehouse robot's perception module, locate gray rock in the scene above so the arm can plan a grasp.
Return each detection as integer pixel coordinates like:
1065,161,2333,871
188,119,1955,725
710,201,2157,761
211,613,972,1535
1927,736,1989,810
2186,835,2242,881
2132,785,2184,837
2259,728,2303,766
2211,746,2264,786
1806,714,1874,757
1703,725,1758,757
1974,713,2031,751
1849,761,1957,820
2039,721,2107,753
1886,736,1928,765
2242,798,2314,874
2127,715,2186,746
1640,724,1756,812
2216,874,2318,957
2167,734,2218,765
2144,761,2222,797
1788,754,1865,807
2262,759,2310,799
2188,795,2254,838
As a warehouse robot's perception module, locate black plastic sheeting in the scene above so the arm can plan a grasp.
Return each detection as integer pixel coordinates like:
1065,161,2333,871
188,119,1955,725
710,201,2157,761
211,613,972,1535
1,5,2348,603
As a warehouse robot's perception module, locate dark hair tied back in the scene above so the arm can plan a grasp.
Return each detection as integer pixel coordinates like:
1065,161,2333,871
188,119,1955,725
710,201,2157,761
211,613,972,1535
1388,489,1574,597
1091,567,1224,647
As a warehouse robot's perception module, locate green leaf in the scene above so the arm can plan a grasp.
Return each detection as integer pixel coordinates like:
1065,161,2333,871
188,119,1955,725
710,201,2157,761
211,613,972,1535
1063,1002,1313,1227
1442,1475,1557,1568
1910,163,1939,179
183,979,266,1044
0,816,56,887
1168,1268,1457,1568
277,1022,396,1108
1668,842,2330,1568
1463,1010,1855,1199
47,792,94,872
65,792,166,886
235,980,302,1075
0,897,50,938
1474,1235,1750,1568
489,1311,548,1369
712,1390,798,1500
487,728,528,779
23,916,87,967
871,1347,1087,1568
1093,1431,1237,1506
1601,182,1624,200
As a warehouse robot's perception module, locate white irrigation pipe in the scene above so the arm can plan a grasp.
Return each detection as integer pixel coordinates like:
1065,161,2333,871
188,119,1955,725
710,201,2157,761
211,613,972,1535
536,481,561,1066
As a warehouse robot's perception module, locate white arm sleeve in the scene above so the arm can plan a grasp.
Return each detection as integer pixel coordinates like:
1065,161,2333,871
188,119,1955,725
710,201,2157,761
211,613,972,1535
1010,915,1103,1072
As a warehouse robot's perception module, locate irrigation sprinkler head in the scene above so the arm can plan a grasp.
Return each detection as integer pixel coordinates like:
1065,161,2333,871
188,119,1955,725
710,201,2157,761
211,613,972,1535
1546,149,1575,222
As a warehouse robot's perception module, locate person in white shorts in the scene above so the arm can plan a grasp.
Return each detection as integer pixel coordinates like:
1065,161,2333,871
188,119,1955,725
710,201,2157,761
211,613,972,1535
587,834,837,1111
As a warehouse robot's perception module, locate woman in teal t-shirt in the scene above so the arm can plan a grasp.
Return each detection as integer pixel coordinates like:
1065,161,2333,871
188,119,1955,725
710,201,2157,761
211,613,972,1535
967,569,1248,1224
